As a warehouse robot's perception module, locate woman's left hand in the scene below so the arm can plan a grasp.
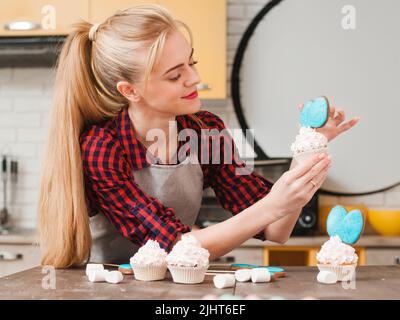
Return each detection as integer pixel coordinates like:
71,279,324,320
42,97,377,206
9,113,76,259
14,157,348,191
297,103,361,142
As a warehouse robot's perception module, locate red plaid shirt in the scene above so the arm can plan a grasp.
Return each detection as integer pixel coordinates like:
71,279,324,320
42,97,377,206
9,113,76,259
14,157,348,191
80,107,273,251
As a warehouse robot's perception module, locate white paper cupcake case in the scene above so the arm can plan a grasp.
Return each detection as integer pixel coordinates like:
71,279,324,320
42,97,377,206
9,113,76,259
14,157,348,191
132,264,167,281
317,263,357,281
167,265,208,284
294,147,329,164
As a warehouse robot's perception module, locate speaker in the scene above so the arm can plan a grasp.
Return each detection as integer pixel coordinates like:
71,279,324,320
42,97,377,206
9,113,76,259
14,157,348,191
251,162,320,236
291,191,319,236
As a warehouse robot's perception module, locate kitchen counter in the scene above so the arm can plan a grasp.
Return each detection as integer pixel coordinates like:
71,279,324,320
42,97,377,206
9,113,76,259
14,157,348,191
1,266,399,299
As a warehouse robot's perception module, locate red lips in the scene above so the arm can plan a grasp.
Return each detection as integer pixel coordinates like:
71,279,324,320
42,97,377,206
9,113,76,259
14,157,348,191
182,90,198,99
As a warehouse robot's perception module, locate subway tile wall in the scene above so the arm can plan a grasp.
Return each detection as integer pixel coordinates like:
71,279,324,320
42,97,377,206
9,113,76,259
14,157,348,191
0,68,55,228
0,0,399,229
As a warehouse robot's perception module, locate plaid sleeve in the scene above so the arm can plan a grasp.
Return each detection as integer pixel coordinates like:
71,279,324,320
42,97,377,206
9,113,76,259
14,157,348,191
81,134,191,251
200,112,274,241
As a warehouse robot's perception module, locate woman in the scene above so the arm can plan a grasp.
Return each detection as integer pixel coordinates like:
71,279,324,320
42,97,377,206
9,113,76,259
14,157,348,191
38,5,359,268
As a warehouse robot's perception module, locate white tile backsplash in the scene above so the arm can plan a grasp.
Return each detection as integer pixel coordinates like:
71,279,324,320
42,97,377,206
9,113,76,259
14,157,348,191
0,113,42,128
0,83,45,96
0,128,16,142
245,3,264,18
0,66,54,229
10,143,37,158
0,0,399,229
0,98,12,111
16,128,48,142
227,3,246,19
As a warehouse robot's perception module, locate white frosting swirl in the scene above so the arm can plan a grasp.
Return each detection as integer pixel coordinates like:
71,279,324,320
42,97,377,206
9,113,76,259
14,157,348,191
290,127,328,154
316,236,358,265
166,234,210,268
130,240,167,266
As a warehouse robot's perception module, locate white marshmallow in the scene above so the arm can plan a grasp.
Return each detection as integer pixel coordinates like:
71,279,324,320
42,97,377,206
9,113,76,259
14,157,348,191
85,263,104,276
235,269,252,282
251,268,271,283
317,271,338,284
87,270,109,282
213,274,236,289
105,271,124,284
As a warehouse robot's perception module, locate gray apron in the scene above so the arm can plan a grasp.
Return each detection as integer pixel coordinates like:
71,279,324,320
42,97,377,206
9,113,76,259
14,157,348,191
89,152,204,264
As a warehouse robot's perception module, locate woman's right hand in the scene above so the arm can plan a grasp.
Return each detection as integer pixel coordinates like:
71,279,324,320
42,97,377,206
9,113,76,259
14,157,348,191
267,153,331,219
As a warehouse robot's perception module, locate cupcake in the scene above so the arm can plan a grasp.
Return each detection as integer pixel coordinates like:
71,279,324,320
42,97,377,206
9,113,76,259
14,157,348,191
316,235,358,281
290,127,329,163
130,240,168,281
166,234,210,284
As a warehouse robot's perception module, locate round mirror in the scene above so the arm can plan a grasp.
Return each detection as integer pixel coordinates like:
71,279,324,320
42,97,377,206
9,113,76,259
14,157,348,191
232,0,400,195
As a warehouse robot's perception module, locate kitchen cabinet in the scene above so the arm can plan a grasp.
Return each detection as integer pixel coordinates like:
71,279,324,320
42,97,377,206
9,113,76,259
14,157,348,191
0,244,41,278
158,0,226,99
0,0,226,99
0,0,89,36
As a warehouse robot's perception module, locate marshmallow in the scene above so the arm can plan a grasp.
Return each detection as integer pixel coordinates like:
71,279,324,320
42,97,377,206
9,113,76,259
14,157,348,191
317,271,338,284
85,263,104,276
87,270,109,282
251,268,271,283
105,271,124,284
235,269,252,282
213,274,236,289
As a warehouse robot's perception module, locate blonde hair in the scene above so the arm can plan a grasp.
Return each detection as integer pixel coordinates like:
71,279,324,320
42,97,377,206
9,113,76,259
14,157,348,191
38,4,202,268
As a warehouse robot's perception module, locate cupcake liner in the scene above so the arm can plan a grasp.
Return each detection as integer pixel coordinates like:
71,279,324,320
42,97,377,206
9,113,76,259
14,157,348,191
317,263,357,281
294,147,329,164
131,263,167,281
167,265,208,284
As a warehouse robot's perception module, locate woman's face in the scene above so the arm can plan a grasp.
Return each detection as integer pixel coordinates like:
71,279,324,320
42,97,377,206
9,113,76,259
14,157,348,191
134,29,202,117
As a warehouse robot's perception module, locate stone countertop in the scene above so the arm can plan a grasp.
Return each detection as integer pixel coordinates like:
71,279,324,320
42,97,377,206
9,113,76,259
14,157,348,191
0,265,399,299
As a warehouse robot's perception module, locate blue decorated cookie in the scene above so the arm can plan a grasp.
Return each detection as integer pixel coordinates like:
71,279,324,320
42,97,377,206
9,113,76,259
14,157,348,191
326,205,366,244
300,96,330,128
118,263,133,275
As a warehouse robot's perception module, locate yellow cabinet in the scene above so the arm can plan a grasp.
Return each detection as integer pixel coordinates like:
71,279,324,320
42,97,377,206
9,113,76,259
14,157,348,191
0,0,89,36
90,0,157,22
0,0,226,99
158,0,226,99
